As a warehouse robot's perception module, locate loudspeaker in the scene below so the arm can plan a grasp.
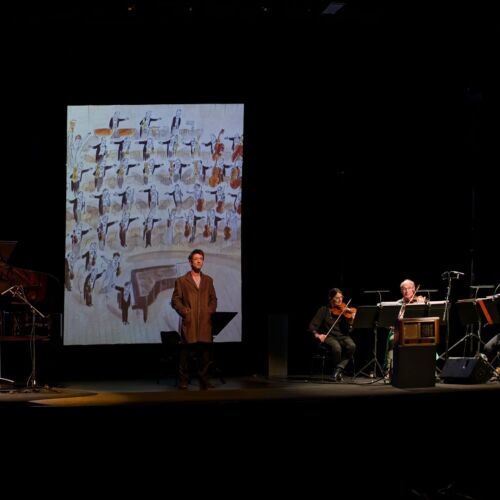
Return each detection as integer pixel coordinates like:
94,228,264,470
441,356,492,384
392,345,436,388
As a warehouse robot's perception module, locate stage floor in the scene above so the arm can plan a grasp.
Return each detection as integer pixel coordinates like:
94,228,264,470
2,374,499,407
3,375,498,499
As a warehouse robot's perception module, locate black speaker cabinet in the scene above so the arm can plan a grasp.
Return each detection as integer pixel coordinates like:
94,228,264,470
441,356,492,384
392,345,436,388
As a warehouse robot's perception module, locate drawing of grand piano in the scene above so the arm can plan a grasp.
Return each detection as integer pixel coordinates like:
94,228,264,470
131,265,178,322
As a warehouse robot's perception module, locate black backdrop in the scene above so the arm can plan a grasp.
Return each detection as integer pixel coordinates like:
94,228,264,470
1,4,497,379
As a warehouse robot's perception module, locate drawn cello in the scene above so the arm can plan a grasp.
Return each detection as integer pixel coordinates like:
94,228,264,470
209,164,222,187
229,164,241,189
212,128,225,161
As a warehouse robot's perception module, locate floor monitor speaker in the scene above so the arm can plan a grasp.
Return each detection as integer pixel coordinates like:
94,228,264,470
441,356,492,384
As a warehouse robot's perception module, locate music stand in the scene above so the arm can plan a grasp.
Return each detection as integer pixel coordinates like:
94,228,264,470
212,311,237,338
477,296,500,326
401,303,428,319
377,303,402,328
428,301,448,326
352,306,385,379
452,299,482,357
352,306,378,330
209,311,237,384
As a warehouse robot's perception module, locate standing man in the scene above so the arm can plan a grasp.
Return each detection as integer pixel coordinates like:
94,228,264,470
171,249,217,390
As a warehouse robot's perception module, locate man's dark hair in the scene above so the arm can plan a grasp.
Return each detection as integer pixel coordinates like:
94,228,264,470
189,248,205,261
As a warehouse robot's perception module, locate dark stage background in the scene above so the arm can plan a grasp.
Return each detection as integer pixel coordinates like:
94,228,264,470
1,3,498,382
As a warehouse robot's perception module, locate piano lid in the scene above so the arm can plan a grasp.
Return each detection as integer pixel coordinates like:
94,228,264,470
0,241,51,304
0,240,18,265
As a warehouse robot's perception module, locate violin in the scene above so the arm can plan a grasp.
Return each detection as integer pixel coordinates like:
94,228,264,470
411,295,427,304
330,303,357,319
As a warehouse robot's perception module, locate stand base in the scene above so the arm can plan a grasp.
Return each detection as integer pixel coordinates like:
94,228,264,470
353,357,385,380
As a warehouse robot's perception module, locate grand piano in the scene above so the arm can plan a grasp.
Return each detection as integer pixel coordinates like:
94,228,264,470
0,241,50,338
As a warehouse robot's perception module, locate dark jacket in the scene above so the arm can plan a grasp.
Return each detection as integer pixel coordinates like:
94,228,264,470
171,271,217,343
308,305,352,338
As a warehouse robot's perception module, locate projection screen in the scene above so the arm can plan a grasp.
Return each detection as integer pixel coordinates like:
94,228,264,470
65,104,243,345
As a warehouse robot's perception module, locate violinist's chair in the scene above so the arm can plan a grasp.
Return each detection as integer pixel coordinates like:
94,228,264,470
157,330,181,385
309,335,356,382
310,341,334,381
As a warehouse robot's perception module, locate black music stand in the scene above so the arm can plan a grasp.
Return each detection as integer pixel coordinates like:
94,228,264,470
352,306,378,330
352,306,385,379
428,301,448,326
453,299,482,357
377,303,402,329
209,311,237,384
401,303,428,319
212,311,237,338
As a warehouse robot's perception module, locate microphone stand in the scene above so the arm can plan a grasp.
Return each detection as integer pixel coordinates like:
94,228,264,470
6,286,45,391
0,286,17,386
435,273,463,371
440,274,453,363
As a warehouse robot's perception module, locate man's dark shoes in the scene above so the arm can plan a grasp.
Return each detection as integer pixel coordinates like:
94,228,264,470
178,381,188,390
333,368,344,382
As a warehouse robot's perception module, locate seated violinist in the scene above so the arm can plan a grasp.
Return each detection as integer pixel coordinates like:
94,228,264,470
397,279,427,305
308,287,356,382
384,279,426,379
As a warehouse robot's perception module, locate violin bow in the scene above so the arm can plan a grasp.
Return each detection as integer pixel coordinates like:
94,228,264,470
398,284,420,320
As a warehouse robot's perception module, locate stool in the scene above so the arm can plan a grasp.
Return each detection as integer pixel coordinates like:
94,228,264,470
310,343,334,380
